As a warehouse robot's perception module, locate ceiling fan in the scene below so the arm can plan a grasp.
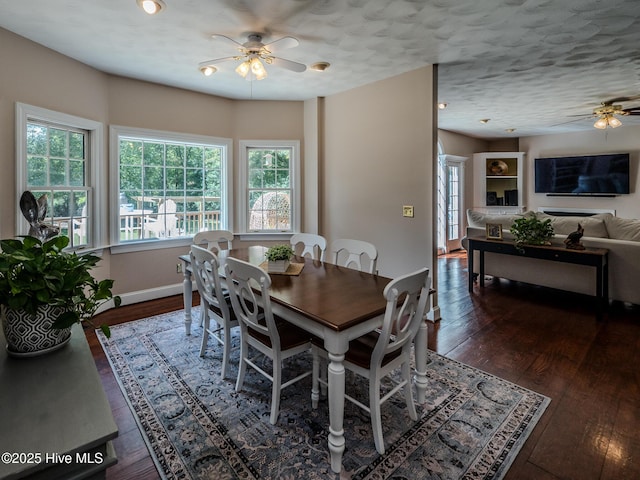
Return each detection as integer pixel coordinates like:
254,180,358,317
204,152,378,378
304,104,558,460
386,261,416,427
199,33,306,81
589,97,640,129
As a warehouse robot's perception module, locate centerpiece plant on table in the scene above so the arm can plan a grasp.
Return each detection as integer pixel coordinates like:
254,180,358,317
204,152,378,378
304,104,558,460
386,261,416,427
0,235,121,356
265,244,294,273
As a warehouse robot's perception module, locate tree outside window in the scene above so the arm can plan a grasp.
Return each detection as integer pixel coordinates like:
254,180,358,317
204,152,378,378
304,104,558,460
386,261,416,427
25,121,89,248
113,127,231,244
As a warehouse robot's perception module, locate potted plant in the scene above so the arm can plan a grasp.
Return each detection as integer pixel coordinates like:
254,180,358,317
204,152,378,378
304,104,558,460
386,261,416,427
510,216,555,251
0,235,121,356
265,244,294,273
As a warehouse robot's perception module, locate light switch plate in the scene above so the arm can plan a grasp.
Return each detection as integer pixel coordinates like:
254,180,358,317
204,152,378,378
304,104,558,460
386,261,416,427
403,205,414,217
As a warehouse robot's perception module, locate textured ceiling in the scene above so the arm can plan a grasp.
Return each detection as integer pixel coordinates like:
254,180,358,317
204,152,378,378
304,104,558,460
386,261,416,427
2,0,640,138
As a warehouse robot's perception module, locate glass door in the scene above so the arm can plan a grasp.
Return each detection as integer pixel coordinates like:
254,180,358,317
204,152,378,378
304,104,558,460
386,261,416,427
437,154,467,253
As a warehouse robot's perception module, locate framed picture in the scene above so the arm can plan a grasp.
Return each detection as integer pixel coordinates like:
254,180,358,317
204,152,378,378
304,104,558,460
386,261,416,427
486,223,503,240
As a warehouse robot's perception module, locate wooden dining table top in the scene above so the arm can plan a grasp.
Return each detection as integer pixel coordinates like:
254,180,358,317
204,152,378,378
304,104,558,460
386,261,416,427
215,246,392,332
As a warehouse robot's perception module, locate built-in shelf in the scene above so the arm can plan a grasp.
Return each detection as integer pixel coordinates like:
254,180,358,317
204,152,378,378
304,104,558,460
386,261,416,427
473,152,525,213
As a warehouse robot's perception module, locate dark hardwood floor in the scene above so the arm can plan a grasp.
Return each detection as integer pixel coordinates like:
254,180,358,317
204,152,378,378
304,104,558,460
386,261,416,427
86,253,640,480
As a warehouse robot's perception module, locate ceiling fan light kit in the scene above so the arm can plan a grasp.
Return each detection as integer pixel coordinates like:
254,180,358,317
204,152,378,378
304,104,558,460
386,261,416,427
136,0,165,15
199,33,307,82
594,114,622,129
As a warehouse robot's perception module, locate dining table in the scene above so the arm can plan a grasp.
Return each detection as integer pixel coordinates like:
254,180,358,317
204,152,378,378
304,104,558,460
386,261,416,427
178,246,430,473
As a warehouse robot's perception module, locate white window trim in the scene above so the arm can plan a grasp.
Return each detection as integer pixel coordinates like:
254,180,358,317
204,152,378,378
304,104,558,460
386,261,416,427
15,103,105,247
109,125,233,254
238,139,300,235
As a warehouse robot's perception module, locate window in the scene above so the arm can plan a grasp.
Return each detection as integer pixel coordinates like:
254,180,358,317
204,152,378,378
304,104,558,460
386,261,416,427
110,126,232,246
239,140,300,233
16,104,103,249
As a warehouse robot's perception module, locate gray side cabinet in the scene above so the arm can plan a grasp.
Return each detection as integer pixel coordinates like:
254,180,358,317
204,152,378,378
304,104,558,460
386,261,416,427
0,323,118,479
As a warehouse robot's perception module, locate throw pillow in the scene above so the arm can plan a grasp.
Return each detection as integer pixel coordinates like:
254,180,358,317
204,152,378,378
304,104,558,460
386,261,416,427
536,213,610,238
467,209,532,228
603,215,640,241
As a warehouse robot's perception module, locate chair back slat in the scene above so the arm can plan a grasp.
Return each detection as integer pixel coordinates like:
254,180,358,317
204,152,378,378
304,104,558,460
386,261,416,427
330,238,378,273
189,245,230,319
193,229,234,252
224,257,279,350
372,267,430,367
291,233,327,261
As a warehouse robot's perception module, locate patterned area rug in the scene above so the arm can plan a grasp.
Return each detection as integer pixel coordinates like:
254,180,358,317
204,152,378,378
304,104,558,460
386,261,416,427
98,309,550,480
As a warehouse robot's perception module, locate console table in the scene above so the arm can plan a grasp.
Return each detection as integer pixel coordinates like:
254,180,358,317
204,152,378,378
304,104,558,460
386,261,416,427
0,324,118,479
467,237,609,320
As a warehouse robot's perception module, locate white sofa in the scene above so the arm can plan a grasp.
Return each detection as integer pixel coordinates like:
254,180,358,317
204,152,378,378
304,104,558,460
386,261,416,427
461,209,640,306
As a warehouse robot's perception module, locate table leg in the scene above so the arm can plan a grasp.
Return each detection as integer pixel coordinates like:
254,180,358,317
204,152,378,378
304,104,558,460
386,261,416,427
468,244,474,292
479,250,485,287
327,350,346,473
414,315,429,403
182,265,193,335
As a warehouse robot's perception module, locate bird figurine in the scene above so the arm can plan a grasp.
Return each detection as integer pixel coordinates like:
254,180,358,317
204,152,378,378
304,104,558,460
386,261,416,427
564,223,585,250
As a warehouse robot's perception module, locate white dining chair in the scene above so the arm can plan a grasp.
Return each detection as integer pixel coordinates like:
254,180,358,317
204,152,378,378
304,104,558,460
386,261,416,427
290,233,327,261
193,229,234,252
192,230,234,327
330,238,378,274
145,199,177,238
190,245,239,379
224,257,313,425
311,267,430,454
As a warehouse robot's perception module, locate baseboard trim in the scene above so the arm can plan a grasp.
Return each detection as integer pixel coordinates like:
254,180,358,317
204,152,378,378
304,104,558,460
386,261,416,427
95,283,193,314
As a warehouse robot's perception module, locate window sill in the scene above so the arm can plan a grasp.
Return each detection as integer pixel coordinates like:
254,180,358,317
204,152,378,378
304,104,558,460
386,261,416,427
109,237,193,255
236,232,293,242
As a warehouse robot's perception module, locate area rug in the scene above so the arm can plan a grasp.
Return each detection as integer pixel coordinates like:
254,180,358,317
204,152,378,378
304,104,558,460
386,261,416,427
98,309,550,480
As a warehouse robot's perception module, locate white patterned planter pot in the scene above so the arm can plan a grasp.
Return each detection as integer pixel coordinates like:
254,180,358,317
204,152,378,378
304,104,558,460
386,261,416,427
267,259,290,273
1,304,72,357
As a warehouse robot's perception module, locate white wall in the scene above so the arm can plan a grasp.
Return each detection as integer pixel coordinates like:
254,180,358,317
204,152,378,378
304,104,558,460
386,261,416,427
323,67,435,278
520,127,640,218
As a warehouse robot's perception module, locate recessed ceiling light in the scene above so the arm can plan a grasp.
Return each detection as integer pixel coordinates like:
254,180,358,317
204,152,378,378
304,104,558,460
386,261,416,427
438,103,448,110
310,62,330,72
200,66,217,76
505,128,516,133
137,0,166,15
479,119,490,124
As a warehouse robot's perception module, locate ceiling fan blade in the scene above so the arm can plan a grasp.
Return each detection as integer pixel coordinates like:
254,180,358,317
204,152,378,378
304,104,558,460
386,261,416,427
211,34,243,48
624,111,640,115
550,117,592,127
271,57,306,72
264,36,299,52
604,95,640,104
198,57,238,67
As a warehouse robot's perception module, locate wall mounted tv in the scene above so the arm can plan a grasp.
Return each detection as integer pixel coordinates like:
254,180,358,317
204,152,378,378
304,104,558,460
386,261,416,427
534,153,630,196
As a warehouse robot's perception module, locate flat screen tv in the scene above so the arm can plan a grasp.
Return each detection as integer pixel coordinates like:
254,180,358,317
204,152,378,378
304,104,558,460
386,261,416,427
534,153,630,195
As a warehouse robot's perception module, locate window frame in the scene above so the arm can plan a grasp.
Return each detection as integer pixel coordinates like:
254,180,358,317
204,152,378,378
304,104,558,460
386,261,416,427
15,103,105,249
109,125,233,253
238,140,300,237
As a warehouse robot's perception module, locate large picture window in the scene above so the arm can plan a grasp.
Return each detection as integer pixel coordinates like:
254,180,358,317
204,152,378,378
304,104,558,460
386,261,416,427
16,104,103,249
239,140,300,233
111,126,232,246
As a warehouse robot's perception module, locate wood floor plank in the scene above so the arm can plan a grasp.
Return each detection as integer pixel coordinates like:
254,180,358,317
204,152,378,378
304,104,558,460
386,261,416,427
87,253,640,480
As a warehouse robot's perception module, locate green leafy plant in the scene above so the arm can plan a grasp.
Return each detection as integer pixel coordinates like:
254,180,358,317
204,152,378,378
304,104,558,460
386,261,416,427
265,244,294,262
510,216,555,250
0,235,121,337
